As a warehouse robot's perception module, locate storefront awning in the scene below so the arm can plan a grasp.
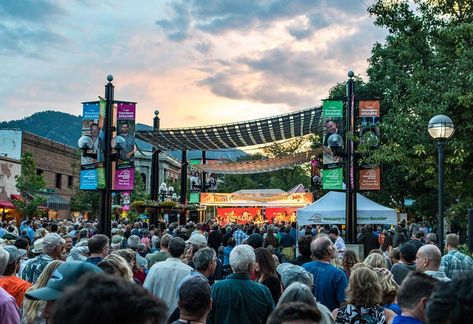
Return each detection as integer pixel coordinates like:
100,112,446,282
0,201,15,208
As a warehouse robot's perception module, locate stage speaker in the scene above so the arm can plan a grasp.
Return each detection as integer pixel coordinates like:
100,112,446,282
468,209,473,252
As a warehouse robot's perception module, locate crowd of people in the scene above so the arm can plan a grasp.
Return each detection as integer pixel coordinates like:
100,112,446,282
0,217,472,324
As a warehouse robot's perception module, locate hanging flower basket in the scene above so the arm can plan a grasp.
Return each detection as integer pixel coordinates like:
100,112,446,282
145,200,159,213
131,200,146,214
159,201,177,214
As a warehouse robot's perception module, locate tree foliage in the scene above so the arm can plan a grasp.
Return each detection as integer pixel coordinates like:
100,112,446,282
218,136,313,192
14,152,47,218
333,0,473,226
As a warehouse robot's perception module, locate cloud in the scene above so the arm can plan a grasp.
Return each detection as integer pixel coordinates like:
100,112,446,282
0,23,66,58
0,0,66,21
156,0,367,41
0,1,69,58
155,2,191,41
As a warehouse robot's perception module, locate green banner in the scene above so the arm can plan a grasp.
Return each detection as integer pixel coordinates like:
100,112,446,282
322,168,343,190
322,100,343,118
189,159,201,165
96,166,105,189
189,192,200,203
99,97,106,118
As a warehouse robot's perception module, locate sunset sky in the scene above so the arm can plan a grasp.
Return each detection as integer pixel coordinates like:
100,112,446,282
0,0,386,128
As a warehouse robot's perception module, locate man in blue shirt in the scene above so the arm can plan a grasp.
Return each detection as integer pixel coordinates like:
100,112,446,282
22,221,35,244
302,236,347,311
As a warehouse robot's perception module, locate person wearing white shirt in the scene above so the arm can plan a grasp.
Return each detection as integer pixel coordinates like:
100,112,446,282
144,237,192,317
329,227,346,258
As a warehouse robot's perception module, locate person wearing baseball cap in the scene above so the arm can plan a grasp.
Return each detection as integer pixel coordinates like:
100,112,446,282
0,245,21,324
21,233,65,284
0,245,32,307
25,261,102,322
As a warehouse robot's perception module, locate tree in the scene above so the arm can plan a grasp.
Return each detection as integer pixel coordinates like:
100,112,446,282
131,169,149,202
359,0,473,226
14,152,47,218
218,136,313,192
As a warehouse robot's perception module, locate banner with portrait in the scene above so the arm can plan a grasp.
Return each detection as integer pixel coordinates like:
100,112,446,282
189,160,202,192
113,102,136,191
80,101,105,190
358,100,381,191
79,100,136,191
322,100,344,167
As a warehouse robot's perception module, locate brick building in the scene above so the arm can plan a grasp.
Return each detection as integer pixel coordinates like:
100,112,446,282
22,131,79,218
0,130,79,220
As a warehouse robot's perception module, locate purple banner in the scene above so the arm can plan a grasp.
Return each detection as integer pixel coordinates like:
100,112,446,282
117,102,136,120
114,167,135,191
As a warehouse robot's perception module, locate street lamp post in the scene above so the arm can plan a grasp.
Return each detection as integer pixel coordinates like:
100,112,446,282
428,114,455,250
150,110,161,226
346,71,357,243
77,75,125,238
327,71,357,243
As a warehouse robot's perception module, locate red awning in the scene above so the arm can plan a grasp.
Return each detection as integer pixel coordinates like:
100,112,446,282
11,194,22,201
0,201,15,208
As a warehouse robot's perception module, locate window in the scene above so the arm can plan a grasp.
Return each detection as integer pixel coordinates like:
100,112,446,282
56,173,62,189
37,169,43,176
68,175,73,188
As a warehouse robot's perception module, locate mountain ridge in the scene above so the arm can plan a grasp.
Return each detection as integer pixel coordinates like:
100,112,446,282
0,111,246,161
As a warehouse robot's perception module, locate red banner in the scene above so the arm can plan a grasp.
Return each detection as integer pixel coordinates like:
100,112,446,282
359,167,381,190
216,208,262,226
265,207,298,224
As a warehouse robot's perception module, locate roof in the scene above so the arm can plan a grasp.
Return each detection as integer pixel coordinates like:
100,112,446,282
136,106,323,151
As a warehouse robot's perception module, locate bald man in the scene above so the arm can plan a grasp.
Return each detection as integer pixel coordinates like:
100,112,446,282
302,236,348,311
416,245,451,282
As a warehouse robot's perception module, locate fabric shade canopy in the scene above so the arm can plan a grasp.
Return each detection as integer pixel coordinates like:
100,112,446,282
297,191,397,226
136,106,322,151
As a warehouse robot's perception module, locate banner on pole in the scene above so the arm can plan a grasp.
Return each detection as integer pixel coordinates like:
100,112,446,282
79,100,136,191
358,100,381,191
80,101,104,190
114,102,136,191
359,167,381,190
322,100,344,167
322,167,343,190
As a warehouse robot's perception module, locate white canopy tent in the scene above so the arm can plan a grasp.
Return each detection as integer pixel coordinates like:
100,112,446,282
297,191,397,226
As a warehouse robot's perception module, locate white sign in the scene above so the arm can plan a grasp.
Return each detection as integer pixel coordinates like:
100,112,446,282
0,130,22,160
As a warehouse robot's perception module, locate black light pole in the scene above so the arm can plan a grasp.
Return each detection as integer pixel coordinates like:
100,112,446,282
180,150,188,204
150,110,160,226
78,75,127,238
346,71,357,243
100,75,114,238
428,115,455,250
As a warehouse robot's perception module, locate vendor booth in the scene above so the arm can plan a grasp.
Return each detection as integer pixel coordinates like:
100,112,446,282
297,191,397,226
